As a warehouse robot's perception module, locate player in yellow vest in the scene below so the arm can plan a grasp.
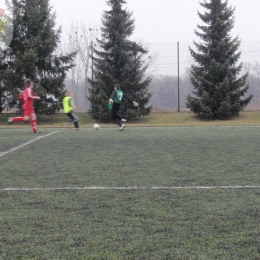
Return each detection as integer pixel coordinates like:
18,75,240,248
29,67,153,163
63,90,80,130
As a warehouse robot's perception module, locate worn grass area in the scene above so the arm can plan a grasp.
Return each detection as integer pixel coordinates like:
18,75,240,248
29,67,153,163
1,110,260,128
133,111,260,126
1,127,260,259
0,113,94,128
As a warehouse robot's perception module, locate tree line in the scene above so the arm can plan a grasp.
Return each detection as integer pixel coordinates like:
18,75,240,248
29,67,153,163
0,0,254,121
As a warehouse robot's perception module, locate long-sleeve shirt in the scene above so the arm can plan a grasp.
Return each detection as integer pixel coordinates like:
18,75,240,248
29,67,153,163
110,89,132,104
20,88,38,110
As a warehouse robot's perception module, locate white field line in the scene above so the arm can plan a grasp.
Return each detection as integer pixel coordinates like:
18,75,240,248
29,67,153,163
0,131,59,157
1,185,260,191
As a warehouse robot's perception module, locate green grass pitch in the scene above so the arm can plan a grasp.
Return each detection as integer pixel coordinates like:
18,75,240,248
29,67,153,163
1,126,260,259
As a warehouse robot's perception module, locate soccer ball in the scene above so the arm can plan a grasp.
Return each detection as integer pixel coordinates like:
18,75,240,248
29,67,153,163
93,123,100,130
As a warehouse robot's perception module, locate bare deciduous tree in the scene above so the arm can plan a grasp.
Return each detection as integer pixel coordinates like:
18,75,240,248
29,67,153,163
63,23,99,111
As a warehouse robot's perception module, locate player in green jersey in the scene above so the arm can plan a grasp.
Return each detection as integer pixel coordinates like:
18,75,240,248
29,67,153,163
109,84,138,131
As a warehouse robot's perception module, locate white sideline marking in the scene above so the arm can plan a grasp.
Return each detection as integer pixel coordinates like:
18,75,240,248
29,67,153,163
1,185,260,191
0,131,59,157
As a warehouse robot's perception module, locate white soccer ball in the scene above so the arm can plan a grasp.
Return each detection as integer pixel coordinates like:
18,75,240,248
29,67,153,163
93,123,100,130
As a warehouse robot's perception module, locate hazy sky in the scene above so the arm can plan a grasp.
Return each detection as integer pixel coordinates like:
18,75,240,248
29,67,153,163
50,0,260,43
49,0,260,75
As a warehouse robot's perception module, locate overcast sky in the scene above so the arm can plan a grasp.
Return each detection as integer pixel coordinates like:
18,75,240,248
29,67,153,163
49,0,260,75
50,0,260,43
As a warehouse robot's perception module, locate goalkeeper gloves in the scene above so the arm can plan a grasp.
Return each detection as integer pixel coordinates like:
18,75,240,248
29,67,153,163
133,101,139,107
109,98,113,103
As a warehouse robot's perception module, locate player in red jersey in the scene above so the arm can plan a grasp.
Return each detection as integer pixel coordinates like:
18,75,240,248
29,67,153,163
8,78,41,133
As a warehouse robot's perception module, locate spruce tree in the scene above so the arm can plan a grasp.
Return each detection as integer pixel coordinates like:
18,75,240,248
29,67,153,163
187,0,252,120
0,51,8,113
0,4,13,113
3,0,75,114
88,0,152,122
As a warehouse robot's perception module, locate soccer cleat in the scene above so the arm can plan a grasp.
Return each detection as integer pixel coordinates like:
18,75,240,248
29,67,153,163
7,117,13,123
33,130,41,134
75,128,80,131
121,118,127,122
120,124,126,131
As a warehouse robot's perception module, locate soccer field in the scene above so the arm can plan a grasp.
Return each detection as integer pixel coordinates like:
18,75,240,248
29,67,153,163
1,126,260,259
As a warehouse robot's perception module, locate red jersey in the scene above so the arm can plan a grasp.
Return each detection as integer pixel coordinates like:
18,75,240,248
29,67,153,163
19,87,38,110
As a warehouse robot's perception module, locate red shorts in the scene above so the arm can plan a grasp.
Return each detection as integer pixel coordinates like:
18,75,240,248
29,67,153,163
23,108,35,117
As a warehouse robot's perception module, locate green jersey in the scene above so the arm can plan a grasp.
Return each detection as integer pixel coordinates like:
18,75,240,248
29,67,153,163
113,89,124,104
109,88,132,110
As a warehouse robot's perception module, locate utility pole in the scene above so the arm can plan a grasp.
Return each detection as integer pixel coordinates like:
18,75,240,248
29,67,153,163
91,40,93,83
177,42,180,112
89,28,98,85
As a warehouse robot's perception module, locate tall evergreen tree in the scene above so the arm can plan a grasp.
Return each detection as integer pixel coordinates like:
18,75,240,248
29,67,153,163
0,51,8,113
88,0,152,122
187,0,252,120
3,0,75,114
